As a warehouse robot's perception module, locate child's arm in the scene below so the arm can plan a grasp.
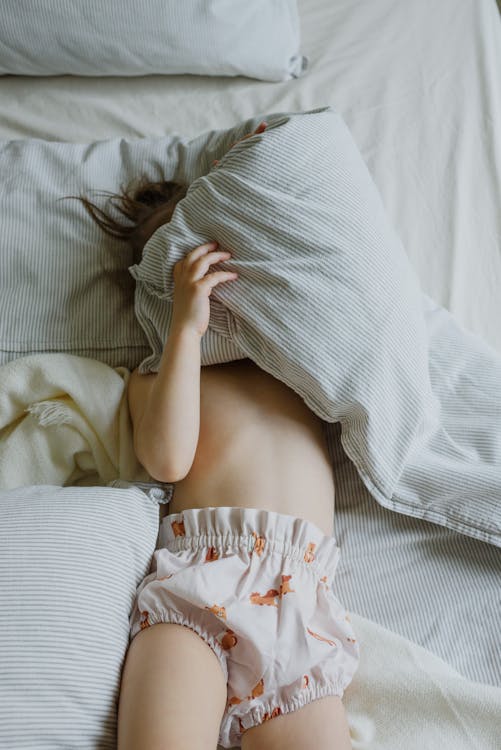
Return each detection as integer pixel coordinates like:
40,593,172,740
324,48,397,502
128,328,202,482
128,241,238,482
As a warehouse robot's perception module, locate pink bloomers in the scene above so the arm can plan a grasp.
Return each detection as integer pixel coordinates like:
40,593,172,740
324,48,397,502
129,505,359,748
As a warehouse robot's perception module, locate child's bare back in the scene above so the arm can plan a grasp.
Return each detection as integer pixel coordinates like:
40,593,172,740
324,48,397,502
169,357,335,537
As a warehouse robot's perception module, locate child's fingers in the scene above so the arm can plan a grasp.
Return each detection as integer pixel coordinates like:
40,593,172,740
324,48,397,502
199,270,238,291
185,242,219,263
190,250,232,279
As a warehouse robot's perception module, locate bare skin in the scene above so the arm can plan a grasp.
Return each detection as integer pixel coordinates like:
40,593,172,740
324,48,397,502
168,356,335,535
117,239,352,748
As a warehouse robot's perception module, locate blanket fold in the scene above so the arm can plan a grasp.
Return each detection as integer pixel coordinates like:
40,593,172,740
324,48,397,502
0,353,147,488
384,295,501,545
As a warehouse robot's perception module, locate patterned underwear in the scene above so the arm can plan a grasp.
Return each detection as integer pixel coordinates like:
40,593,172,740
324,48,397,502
129,505,360,748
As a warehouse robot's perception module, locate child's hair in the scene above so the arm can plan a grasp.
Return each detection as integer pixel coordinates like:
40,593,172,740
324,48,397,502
75,178,188,262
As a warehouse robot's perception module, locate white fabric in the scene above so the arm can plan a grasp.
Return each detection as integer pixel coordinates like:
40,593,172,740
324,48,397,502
1,0,498,355
328,420,501,687
0,353,147,488
0,112,303,370
0,0,305,81
0,0,499,733
341,614,501,750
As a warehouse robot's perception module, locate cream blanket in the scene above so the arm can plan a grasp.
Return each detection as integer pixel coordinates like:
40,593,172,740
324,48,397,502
344,614,500,750
0,353,147,487
0,353,499,748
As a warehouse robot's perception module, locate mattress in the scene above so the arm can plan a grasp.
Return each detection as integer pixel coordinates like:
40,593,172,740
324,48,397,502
1,0,500,689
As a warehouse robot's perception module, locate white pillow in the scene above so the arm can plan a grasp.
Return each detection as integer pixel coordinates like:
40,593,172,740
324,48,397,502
0,0,306,81
0,483,162,749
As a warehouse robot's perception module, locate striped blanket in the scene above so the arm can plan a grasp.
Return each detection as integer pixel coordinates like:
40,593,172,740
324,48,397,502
131,107,501,547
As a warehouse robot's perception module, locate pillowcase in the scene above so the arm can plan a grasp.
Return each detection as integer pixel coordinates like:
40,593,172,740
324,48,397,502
130,106,438,504
0,0,306,81
0,112,286,369
0,483,162,749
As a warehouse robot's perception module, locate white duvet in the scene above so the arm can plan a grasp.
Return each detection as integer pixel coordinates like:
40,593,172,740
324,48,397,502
0,354,144,488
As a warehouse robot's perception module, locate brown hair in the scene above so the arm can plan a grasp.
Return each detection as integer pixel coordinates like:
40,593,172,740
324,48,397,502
71,177,188,262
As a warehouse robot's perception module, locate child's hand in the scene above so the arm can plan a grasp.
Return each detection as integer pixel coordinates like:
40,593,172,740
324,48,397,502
170,241,238,338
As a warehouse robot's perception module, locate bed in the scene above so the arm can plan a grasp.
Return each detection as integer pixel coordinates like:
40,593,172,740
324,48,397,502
0,0,500,748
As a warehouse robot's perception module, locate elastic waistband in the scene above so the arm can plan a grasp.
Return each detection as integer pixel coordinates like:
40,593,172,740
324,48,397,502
158,506,340,574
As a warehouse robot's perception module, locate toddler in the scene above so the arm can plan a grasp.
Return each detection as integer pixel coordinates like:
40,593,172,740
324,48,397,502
81,125,359,749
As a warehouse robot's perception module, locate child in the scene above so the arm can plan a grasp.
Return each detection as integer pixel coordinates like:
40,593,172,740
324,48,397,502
81,128,359,749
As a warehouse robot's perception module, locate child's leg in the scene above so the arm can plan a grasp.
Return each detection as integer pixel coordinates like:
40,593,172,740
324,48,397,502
117,623,227,750
241,695,352,750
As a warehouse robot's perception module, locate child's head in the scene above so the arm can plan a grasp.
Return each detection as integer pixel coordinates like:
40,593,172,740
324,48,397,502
78,178,188,262
77,125,267,262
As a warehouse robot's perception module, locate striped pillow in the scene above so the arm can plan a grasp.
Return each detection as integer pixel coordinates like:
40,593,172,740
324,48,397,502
0,112,286,370
0,0,305,81
0,484,161,749
130,106,439,502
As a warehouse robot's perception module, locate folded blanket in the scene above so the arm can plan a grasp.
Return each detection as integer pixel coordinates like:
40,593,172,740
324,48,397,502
0,353,147,487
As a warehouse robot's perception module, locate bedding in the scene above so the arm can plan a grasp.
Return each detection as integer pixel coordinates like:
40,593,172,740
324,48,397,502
0,112,298,370
0,353,148,488
0,0,500,745
0,0,305,81
1,0,498,358
0,483,162,749
326,422,501,688
342,613,501,750
1,349,499,691
3,105,499,549
131,106,501,549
